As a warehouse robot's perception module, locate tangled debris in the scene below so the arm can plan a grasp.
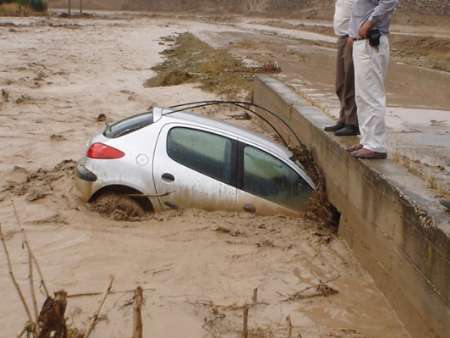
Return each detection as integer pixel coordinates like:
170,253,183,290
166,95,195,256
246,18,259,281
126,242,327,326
284,281,339,302
290,145,340,230
1,88,9,102
37,291,68,338
50,134,66,142
214,225,245,237
16,94,34,104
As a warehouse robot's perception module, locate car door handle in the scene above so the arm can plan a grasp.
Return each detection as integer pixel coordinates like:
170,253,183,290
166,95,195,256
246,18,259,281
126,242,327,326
243,203,256,213
162,173,175,182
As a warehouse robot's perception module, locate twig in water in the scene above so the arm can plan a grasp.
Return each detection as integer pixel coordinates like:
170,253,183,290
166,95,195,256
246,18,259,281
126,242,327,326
67,287,156,299
17,321,36,338
83,276,114,338
252,288,258,305
131,287,144,338
17,325,28,338
242,306,249,338
286,315,293,338
28,250,39,323
11,199,50,298
0,223,34,325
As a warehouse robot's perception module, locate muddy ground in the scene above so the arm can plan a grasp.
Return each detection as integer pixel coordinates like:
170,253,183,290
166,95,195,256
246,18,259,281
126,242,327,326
0,11,447,337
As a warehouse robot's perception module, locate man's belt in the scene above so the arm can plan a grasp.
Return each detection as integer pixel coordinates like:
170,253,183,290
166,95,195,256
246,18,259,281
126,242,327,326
355,29,382,47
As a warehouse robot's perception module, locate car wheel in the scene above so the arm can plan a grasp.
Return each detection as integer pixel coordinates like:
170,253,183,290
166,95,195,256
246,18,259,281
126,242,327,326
93,192,146,220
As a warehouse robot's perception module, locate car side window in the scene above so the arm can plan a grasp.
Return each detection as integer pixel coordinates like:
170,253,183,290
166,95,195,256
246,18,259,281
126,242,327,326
242,146,312,210
167,127,234,186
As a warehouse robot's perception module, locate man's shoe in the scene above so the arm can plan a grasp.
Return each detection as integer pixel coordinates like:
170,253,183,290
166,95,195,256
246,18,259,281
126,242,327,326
334,125,360,136
351,148,387,159
324,122,345,132
347,144,363,152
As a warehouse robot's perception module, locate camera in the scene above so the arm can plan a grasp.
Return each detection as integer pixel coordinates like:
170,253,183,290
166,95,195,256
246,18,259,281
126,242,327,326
368,29,381,47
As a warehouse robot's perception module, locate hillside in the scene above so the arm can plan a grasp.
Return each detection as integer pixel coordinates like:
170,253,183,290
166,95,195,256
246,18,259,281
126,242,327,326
48,0,449,17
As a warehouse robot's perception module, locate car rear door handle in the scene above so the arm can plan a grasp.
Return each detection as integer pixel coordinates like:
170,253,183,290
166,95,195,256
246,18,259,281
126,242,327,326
243,203,256,213
162,173,175,182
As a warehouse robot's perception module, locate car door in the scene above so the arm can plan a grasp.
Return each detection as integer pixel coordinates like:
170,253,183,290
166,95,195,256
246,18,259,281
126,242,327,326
152,124,238,211
236,143,313,216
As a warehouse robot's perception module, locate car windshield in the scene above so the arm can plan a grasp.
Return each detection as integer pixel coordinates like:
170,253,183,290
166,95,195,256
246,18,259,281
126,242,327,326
104,112,154,138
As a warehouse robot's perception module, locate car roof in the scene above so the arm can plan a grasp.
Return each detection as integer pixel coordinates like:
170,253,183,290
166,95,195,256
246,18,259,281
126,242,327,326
154,108,293,160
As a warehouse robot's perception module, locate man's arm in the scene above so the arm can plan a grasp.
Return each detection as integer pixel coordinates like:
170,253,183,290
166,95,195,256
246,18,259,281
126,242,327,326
369,0,399,23
359,0,399,38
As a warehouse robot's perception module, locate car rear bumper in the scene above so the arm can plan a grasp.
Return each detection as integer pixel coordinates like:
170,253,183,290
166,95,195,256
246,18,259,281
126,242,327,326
74,161,97,202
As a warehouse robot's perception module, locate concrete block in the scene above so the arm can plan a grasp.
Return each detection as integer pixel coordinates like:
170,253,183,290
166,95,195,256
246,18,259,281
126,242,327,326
253,75,450,338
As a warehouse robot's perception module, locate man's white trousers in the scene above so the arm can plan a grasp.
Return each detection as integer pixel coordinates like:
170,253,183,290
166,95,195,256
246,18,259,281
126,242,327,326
353,36,390,153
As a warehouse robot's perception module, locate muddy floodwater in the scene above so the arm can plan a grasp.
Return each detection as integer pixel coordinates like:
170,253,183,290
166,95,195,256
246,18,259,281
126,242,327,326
0,13,421,337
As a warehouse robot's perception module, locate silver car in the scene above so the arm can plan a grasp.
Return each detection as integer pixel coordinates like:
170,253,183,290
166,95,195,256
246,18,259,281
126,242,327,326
75,107,315,217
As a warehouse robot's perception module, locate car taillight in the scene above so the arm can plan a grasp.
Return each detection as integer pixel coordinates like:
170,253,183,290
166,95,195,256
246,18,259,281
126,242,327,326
87,143,125,159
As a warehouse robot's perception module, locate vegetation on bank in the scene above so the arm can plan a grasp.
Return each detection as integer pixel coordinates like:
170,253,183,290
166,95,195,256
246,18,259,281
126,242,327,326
0,0,47,15
145,33,281,98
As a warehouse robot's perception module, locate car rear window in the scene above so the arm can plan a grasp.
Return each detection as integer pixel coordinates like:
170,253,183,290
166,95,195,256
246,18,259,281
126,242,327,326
103,112,154,138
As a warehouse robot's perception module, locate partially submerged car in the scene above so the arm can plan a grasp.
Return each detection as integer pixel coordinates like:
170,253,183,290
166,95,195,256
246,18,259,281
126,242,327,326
75,107,315,217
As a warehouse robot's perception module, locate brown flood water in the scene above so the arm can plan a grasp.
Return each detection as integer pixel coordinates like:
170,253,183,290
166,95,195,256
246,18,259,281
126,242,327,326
0,13,415,337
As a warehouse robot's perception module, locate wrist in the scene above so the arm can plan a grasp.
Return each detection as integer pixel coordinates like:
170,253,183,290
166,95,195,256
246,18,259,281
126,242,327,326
366,19,375,29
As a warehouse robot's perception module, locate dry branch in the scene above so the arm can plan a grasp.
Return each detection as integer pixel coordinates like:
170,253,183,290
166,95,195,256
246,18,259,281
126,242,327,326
11,199,50,298
17,325,28,338
131,287,144,338
17,321,36,338
67,287,156,299
242,306,249,338
286,315,293,338
252,288,258,304
0,223,34,324
83,276,114,338
28,250,39,323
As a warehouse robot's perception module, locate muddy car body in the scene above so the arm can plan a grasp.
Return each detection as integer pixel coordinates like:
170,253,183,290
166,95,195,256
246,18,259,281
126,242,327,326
75,108,315,217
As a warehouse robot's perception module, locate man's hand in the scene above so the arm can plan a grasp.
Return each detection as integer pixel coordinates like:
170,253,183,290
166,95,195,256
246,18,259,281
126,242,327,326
346,36,353,47
359,20,375,38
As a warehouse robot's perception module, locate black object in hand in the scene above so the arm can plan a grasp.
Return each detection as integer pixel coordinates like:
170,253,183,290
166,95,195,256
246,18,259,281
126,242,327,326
368,29,381,47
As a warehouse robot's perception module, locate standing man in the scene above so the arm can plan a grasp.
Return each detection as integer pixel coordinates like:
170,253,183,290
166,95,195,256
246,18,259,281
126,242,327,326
324,0,359,137
348,0,399,159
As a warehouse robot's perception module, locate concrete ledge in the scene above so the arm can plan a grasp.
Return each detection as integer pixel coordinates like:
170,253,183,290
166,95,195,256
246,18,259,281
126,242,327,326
253,75,450,338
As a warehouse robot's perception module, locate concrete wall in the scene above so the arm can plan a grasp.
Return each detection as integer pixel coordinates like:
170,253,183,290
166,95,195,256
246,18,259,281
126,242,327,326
253,75,450,338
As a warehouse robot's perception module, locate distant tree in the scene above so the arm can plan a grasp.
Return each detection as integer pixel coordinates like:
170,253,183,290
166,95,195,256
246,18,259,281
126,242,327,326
0,0,47,11
29,0,47,11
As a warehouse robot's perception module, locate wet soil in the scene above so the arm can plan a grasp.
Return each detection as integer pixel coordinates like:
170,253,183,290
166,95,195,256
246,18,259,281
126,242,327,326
390,34,450,72
252,19,450,73
1,160,75,202
145,32,279,97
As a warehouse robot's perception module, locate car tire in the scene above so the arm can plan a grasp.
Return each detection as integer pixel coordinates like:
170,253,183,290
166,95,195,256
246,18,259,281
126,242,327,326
94,192,146,220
